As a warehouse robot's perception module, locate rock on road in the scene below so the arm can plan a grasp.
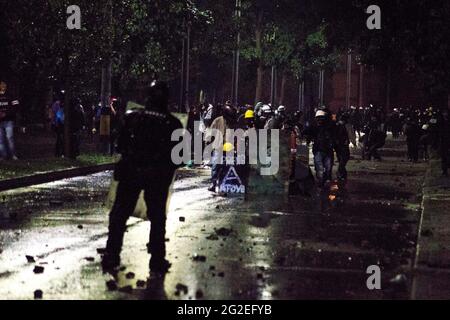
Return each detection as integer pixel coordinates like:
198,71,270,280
0,137,427,300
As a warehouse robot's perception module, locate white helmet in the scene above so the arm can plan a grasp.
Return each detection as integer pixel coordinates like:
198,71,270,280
315,110,327,118
278,105,286,112
262,105,272,113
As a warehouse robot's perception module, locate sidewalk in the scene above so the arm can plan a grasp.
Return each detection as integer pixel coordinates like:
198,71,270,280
0,130,117,189
412,159,450,299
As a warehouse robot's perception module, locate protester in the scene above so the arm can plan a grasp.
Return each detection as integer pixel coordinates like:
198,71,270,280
93,102,101,133
200,103,215,130
362,115,386,161
419,124,432,161
0,81,20,160
109,97,120,155
53,101,65,158
303,109,336,187
389,109,402,139
205,104,237,192
350,107,364,138
257,105,273,129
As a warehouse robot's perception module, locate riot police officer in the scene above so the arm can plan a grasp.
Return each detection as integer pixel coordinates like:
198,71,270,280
335,113,351,181
102,80,183,274
404,116,421,162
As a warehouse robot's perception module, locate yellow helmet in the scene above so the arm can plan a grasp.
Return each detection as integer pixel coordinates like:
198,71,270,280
244,110,255,119
223,142,234,153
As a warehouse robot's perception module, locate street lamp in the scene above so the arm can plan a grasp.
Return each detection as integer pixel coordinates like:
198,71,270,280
346,50,352,108
318,69,324,106
180,9,191,113
231,0,241,107
298,79,305,112
270,65,277,107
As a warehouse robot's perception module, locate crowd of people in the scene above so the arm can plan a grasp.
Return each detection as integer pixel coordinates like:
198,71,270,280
346,105,450,176
186,101,450,191
2,78,450,275
2,77,450,184
48,95,120,158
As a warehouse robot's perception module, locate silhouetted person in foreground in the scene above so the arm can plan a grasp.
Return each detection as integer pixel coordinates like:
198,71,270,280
102,81,182,274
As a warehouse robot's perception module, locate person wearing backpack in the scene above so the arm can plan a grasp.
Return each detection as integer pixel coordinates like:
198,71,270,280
54,101,65,158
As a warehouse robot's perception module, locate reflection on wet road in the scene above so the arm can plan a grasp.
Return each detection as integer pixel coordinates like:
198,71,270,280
0,139,427,300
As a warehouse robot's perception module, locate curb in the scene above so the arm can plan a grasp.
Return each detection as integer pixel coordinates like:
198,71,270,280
0,163,115,192
411,159,450,299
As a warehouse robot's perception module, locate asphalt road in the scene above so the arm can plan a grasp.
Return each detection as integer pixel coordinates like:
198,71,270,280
0,138,427,300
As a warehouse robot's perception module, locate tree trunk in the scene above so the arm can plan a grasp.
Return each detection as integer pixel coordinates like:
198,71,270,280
386,64,391,110
101,61,112,111
255,63,264,104
100,60,112,154
101,0,113,111
62,44,73,159
278,69,287,106
64,84,73,158
99,0,113,154
254,10,264,104
358,64,364,107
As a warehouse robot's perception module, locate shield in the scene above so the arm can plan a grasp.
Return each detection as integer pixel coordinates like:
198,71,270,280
105,176,176,220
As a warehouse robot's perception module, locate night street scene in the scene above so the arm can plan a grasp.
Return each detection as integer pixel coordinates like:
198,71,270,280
1,0,450,305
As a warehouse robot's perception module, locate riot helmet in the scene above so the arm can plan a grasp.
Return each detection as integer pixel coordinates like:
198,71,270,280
223,105,237,123
315,110,328,126
145,80,169,111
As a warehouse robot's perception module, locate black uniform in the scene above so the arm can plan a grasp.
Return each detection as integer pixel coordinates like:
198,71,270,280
350,110,362,137
71,101,86,157
335,120,350,181
389,112,401,138
404,119,421,162
104,100,182,272
362,119,386,161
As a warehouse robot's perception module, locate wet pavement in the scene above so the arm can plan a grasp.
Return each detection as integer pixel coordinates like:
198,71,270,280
0,137,428,300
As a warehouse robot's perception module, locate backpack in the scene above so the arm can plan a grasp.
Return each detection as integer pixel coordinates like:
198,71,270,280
56,108,64,126
315,127,334,153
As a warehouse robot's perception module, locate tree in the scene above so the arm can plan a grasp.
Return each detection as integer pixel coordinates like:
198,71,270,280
1,0,210,124
323,0,450,106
